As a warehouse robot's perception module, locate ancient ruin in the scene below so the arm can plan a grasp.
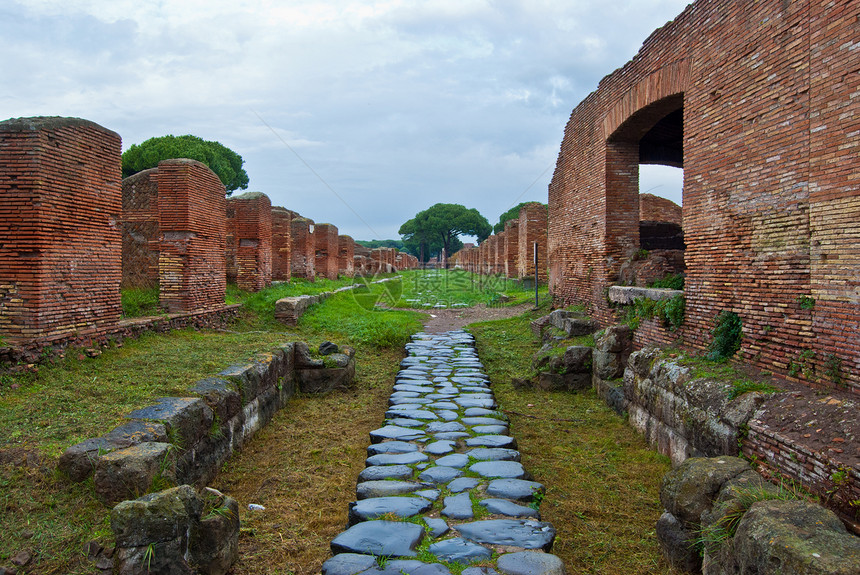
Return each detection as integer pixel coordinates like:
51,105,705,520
313,223,340,281
226,192,273,292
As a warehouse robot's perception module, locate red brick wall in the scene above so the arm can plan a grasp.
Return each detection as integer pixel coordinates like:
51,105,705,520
338,235,355,277
121,168,160,289
640,193,682,225
504,219,519,278
271,207,292,282
313,223,339,280
157,159,226,312
0,117,122,344
226,192,272,292
548,0,860,393
518,202,548,281
290,217,315,280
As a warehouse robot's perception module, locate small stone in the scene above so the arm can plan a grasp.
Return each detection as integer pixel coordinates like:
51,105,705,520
10,550,31,567
424,440,457,455
442,492,474,520
425,517,450,538
319,341,339,355
447,477,480,493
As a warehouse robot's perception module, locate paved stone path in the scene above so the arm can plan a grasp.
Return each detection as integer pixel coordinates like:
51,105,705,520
322,331,565,575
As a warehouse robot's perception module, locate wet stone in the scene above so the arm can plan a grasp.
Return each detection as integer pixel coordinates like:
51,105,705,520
419,466,463,484
425,517,450,538
456,520,555,551
466,435,517,449
424,440,456,455
367,441,418,455
358,465,413,482
442,492,474,520
356,480,424,500
480,499,539,518
348,497,432,525
447,477,480,493
429,538,493,563
366,452,429,466
486,479,545,502
330,520,425,557
466,448,520,462
370,426,426,443
496,551,565,575
434,454,470,468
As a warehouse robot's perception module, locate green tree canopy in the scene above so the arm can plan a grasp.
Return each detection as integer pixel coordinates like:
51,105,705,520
493,201,547,234
122,135,249,194
399,203,491,261
355,239,405,250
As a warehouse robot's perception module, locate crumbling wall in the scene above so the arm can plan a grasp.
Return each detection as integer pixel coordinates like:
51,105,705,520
548,0,860,392
504,219,519,278
157,159,226,313
518,202,548,281
0,116,122,345
338,235,355,277
290,217,315,280
313,223,339,280
121,168,160,289
226,192,272,292
271,207,292,282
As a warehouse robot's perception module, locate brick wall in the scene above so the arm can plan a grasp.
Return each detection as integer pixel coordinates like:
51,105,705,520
0,117,122,345
504,219,519,278
226,192,272,292
271,207,292,282
157,159,226,312
121,168,160,289
313,223,339,280
518,202,548,281
548,0,860,393
338,235,355,277
640,193,682,225
290,217,315,280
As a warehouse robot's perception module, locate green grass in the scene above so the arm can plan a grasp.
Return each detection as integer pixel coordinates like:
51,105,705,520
468,309,681,575
394,269,546,309
670,352,782,400
120,286,161,318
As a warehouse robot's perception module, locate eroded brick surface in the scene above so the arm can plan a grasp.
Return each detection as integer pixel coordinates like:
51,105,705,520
338,235,355,277
121,168,160,289
226,192,272,292
313,223,339,280
518,203,548,281
290,217,315,280
271,207,292,282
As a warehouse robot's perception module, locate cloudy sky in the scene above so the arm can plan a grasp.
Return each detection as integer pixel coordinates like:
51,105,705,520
1,0,689,241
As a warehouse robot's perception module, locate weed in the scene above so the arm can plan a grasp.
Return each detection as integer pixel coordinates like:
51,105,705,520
121,286,162,318
727,379,780,400
789,349,817,380
143,542,155,572
209,415,224,440
649,274,685,290
625,295,685,332
707,311,742,361
796,295,815,310
529,488,545,511
825,353,844,387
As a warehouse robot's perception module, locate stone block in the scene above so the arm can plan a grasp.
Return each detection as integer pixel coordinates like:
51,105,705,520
656,512,702,573
660,456,751,525
59,420,168,482
188,378,243,425
95,442,177,505
126,397,214,450
607,286,684,305
218,362,266,406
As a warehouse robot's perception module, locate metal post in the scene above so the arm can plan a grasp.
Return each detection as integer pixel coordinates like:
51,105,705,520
534,241,539,308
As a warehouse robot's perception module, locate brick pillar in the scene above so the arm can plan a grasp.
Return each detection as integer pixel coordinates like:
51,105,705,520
271,207,292,282
157,159,226,312
338,235,355,277
121,168,160,289
518,202,548,281
290,217,315,280
313,224,339,280
0,117,122,344
504,219,519,278
226,192,272,292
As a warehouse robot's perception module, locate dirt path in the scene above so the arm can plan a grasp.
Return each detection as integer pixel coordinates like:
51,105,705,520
418,302,534,333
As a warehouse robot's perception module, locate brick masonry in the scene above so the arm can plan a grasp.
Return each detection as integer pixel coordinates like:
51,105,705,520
121,168,160,289
157,159,226,313
226,192,272,292
547,0,860,393
290,217,315,280
504,219,519,278
313,223,340,281
0,117,122,344
640,193,682,226
518,202,548,281
338,235,355,277
271,207,292,282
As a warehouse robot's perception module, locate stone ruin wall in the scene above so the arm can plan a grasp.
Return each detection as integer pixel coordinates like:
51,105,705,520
226,192,272,292
290,217,315,280
271,207,292,281
548,0,860,393
504,219,519,278
518,202,548,281
121,168,160,289
640,193,682,226
157,160,227,313
338,235,355,277
0,117,122,345
314,223,340,281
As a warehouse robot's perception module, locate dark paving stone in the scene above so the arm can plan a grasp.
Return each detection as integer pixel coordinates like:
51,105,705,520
425,517,450,538
471,425,511,435
418,465,463,484
426,393,457,400
463,408,506,419
348,496,432,525
425,421,466,433
433,432,471,441
461,417,509,427
389,396,433,405
469,461,528,479
462,568,500,575
442,492,474,520
447,477,480,493
357,465,413,482
428,401,459,410
461,386,491,392
321,553,376,575
428,538,492,563
485,479,545,502
496,551,565,575
393,384,435,393
456,520,555,551
455,398,497,409
434,453,469,468
465,448,520,462
386,418,426,428
366,452,429,466
375,561,452,575
330,520,425,557
415,489,441,501
356,480,424,500
480,499,539,518
435,410,460,421
367,441,418,455
370,426,426,443
424,440,456,455
384,409,438,421
465,435,516,449
389,391,421,399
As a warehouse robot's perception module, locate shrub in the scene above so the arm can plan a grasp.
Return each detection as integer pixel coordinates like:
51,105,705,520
707,311,743,361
